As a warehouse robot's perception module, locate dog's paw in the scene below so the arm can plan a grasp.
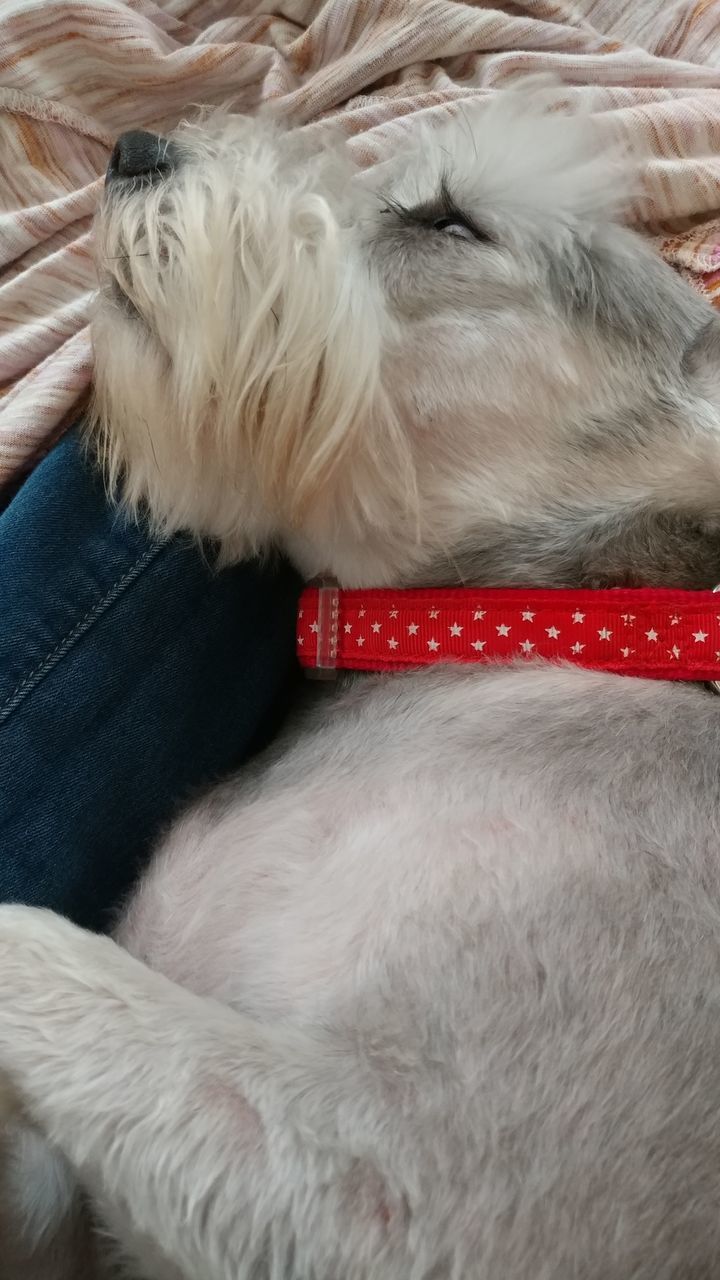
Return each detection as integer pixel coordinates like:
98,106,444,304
0,905,117,985
0,907,118,1078
0,907,71,1016
0,904,80,949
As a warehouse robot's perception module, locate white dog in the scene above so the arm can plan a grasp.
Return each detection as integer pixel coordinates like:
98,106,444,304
5,87,720,1278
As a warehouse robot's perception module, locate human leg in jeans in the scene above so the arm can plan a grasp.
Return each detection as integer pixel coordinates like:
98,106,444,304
0,426,301,931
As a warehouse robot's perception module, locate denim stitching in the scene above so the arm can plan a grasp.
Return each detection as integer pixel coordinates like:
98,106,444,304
0,544,164,725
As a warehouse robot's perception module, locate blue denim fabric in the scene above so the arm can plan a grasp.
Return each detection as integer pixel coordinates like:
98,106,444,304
0,428,301,931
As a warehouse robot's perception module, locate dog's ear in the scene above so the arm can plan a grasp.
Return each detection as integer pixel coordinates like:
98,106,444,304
682,316,720,396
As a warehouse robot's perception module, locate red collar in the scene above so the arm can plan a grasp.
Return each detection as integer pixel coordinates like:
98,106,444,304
297,585,720,684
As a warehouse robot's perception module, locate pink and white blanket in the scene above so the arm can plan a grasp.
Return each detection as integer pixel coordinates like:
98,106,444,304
2,0,720,495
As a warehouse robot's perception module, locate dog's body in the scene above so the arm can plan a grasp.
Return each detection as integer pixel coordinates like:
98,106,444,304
5,89,720,1277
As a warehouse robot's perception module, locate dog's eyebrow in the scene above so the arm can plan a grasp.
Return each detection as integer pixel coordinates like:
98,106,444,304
382,177,494,243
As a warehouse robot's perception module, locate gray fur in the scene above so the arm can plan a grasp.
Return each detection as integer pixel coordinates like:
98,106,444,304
437,506,720,589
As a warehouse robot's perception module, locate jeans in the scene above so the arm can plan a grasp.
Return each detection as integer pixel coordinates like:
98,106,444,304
0,428,301,931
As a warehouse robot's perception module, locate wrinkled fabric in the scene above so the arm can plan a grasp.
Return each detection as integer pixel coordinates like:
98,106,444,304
0,425,301,929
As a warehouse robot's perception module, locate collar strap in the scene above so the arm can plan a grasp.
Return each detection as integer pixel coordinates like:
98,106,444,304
297,585,720,682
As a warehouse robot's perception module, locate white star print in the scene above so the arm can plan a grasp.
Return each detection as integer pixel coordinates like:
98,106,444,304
371,621,382,633
298,609,304,619
546,626,560,639
571,642,585,654
358,608,366,618
429,609,439,619
449,623,463,636
473,609,485,621
496,623,511,636
388,637,399,649
521,610,535,622
428,638,440,651
297,635,304,645
620,646,635,657
389,609,399,619
356,635,365,646
670,615,680,626
344,622,352,633
572,611,585,624
471,640,486,651
407,622,419,635
520,640,535,653
310,621,319,634
693,630,709,643
621,613,635,624
598,628,612,641
668,645,681,659
645,629,658,642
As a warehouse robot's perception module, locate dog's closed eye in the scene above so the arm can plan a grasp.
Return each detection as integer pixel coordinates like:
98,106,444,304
383,178,494,245
432,213,480,242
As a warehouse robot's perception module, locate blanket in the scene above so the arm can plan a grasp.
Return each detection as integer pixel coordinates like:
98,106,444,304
2,0,720,497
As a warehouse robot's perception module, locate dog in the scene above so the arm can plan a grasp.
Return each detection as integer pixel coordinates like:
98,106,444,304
5,85,720,1278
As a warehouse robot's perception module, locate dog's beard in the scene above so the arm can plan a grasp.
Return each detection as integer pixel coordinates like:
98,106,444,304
91,134,415,560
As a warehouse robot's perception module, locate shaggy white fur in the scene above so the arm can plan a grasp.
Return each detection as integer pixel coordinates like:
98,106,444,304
92,113,412,564
5,85,720,1279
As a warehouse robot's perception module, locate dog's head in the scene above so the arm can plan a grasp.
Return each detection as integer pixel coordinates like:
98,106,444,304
92,89,720,588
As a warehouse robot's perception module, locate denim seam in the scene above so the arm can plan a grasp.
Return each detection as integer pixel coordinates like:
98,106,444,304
0,543,164,726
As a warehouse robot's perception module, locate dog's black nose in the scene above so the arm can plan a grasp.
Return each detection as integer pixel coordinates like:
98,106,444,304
106,130,177,184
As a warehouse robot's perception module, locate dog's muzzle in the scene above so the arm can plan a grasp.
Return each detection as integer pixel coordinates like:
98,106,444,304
106,130,179,188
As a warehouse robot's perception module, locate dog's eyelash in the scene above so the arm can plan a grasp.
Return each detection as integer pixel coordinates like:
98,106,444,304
382,179,493,244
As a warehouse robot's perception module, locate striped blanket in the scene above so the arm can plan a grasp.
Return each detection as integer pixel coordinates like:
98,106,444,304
2,0,720,497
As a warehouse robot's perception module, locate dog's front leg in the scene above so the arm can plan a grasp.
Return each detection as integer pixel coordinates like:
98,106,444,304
0,905,382,1280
